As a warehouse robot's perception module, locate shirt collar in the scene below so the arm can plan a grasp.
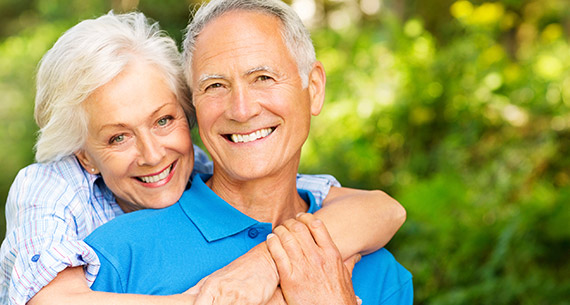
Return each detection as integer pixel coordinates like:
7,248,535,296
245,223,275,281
69,155,122,215
179,173,318,242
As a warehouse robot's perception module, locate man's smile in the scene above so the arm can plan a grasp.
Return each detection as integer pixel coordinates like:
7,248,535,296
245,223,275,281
226,127,276,143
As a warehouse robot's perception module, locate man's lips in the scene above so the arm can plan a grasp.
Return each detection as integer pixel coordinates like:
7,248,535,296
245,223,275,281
225,127,276,143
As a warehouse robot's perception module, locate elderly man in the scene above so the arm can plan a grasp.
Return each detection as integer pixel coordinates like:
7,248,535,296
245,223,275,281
85,0,412,303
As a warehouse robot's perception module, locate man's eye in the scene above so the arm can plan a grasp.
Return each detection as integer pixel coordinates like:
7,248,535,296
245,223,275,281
109,134,125,144
205,83,223,91
257,75,272,81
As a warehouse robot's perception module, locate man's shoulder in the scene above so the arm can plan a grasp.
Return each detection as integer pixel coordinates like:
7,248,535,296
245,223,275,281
85,204,180,247
357,248,411,277
352,248,413,304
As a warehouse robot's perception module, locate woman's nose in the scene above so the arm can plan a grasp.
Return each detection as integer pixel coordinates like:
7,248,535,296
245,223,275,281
136,134,165,166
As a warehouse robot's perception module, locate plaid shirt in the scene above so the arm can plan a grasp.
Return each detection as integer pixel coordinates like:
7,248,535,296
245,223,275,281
0,145,339,305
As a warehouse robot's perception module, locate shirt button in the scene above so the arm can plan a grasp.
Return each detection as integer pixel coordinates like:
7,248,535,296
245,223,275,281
248,228,259,238
31,254,40,262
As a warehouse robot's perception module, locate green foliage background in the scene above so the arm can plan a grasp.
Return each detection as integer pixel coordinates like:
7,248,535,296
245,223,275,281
0,0,568,304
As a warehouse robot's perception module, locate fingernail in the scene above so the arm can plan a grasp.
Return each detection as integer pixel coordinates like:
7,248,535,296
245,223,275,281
267,233,276,240
296,212,304,218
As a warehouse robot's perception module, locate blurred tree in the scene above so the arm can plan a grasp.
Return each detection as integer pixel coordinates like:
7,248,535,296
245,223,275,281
1,0,568,304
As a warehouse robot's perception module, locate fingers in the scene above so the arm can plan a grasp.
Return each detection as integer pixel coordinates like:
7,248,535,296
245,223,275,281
356,296,363,305
265,287,287,305
266,233,292,276
193,289,214,305
343,253,362,276
296,213,337,250
184,276,207,295
269,214,358,305
279,218,320,259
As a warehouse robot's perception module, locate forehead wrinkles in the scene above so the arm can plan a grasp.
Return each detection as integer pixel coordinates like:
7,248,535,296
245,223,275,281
193,39,279,86
191,11,289,79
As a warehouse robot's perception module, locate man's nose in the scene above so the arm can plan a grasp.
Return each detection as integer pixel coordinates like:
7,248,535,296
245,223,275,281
226,84,261,122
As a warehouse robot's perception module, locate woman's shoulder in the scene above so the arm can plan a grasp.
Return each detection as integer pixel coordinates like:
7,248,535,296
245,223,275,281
9,156,94,209
16,155,87,185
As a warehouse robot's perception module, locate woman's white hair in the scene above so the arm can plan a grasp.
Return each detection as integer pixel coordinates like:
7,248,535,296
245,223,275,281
182,0,316,89
34,11,193,163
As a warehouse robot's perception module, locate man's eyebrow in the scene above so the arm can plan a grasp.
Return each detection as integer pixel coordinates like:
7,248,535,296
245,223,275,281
245,65,278,76
197,66,280,86
197,74,226,86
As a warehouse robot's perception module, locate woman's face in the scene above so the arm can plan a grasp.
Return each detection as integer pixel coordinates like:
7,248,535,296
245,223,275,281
75,60,194,212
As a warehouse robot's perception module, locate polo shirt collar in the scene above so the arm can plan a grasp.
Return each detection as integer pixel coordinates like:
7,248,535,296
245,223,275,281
179,174,319,242
179,174,260,242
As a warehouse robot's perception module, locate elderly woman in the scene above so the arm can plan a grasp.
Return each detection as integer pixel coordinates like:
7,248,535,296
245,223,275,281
0,11,405,305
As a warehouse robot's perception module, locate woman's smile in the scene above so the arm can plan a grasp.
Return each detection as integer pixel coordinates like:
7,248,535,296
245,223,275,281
135,160,177,186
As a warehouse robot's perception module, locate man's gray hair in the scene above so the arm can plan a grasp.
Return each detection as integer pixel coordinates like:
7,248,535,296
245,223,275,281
182,0,316,89
34,11,194,163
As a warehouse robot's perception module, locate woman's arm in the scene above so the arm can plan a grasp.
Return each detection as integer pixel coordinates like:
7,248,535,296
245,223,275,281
28,267,195,305
319,186,406,256
28,186,405,305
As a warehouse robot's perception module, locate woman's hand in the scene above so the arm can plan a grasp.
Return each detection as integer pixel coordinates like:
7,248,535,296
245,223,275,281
266,213,361,305
186,242,280,305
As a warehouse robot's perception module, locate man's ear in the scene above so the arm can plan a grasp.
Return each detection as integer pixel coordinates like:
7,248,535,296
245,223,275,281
307,61,326,116
74,150,99,175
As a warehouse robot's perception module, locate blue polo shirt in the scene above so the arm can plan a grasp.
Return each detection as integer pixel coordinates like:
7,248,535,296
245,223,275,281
86,174,412,303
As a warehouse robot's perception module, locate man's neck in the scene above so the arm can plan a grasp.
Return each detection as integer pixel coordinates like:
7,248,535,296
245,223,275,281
206,167,308,226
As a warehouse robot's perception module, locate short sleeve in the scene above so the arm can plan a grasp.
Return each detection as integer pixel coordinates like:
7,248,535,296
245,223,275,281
296,174,341,207
88,246,125,294
380,278,413,305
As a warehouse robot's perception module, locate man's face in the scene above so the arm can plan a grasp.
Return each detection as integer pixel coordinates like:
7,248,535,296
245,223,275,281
190,10,324,183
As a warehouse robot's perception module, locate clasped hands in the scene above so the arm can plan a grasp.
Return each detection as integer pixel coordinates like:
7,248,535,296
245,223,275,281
185,213,361,305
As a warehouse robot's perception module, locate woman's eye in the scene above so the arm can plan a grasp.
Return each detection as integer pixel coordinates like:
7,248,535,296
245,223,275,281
157,116,172,127
109,134,125,144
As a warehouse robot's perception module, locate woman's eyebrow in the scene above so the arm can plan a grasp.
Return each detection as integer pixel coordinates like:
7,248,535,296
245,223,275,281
97,104,170,134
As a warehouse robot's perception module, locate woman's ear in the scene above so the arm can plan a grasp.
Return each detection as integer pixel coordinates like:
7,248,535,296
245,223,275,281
74,150,99,174
307,61,326,116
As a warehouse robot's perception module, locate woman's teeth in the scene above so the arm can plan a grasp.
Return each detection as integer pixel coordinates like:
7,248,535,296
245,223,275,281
230,128,273,143
139,165,172,183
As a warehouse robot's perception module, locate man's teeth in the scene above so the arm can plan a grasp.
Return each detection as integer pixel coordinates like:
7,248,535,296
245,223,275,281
230,128,273,143
139,165,172,183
